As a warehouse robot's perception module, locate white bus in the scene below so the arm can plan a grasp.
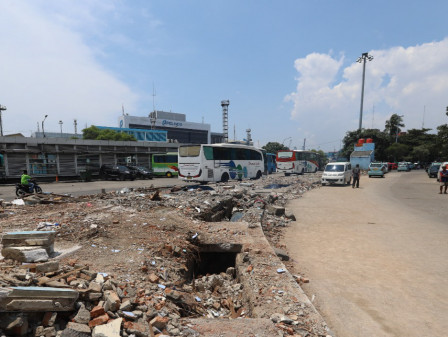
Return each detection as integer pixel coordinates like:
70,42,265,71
178,143,264,183
276,150,306,176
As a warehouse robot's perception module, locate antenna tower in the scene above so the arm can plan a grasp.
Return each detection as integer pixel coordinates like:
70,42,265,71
221,100,230,143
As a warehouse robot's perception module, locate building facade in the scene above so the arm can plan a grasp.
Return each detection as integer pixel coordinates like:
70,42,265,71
119,111,212,144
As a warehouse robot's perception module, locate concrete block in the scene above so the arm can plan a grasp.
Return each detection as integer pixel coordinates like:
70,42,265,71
2,246,49,263
65,322,91,334
0,287,78,312
36,261,60,273
266,205,285,216
92,318,122,337
2,231,55,247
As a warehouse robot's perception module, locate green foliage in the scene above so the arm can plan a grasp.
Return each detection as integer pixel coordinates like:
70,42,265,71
385,143,410,162
82,126,136,141
436,124,448,160
384,114,405,136
262,142,289,154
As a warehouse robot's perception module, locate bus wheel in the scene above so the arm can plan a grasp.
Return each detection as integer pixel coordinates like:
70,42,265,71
220,173,229,183
255,171,262,179
166,172,173,178
314,167,318,173
301,168,305,175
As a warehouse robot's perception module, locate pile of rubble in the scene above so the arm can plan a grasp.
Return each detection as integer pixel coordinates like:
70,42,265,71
0,173,332,337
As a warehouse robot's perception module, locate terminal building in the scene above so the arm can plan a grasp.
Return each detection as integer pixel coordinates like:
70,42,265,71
119,111,224,144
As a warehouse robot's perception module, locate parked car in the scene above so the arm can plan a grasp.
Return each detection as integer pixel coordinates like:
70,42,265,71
427,163,441,178
126,165,153,179
321,162,352,185
381,163,389,173
368,163,385,178
388,162,398,170
437,162,448,181
99,164,135,180
397,163,410,172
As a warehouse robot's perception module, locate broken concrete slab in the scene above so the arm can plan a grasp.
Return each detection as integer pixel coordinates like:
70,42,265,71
0,287,78,312
2,231,56,248
1,247,49,263
92,318,122,337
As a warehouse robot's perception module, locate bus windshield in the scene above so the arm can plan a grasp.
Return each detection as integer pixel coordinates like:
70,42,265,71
277,151,293,159
179,145,201,157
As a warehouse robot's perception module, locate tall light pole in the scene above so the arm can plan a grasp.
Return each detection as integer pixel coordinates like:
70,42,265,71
357,52,374,131
0,105,7,136
42,115,48,138
59,120,63,136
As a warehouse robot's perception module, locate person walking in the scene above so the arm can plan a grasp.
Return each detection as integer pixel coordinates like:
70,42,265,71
440,166,448,194
352,164,361,188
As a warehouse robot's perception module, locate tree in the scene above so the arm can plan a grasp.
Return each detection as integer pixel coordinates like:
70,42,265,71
262,142,289,154
82,126,136,141
436,124,448,160
384,114,405,137
385,143,410,162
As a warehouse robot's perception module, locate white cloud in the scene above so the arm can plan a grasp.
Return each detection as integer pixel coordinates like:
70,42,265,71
0,1,139,135
286,39,448,150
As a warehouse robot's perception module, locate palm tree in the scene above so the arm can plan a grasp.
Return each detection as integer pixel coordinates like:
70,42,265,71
385,114,405,138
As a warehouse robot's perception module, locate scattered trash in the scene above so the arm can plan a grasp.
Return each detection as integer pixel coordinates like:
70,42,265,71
230,212,244,222
277,268,286,274
195,296,202,302
158,284,166,290
11,199,25,206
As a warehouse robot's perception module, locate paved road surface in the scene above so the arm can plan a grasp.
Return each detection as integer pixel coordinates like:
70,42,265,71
285,171,448,337
0,177,189,202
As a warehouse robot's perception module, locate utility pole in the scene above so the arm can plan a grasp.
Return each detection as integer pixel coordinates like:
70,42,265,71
59,120,63,136
0,105,7,136
302,138,306,150
74,119,78,135
357,52,374,131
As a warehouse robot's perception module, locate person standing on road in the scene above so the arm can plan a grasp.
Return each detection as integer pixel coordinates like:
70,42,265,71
440,166,448,194
352,164,361,188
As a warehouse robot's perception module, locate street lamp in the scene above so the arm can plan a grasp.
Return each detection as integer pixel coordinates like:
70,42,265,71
59,120,63,136
0,105,7,137
42,115,48,138
357,52,374,131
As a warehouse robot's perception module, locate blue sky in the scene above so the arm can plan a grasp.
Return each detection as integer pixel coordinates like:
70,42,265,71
1,1,448,151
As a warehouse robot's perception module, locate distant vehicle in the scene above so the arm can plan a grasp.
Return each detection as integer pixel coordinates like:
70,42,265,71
437,162,448,181
321,162,352,185
177,143,264,183
294,150,325,172
276,150,306,176
388,162,398,170
427,163,441,178
99,164,135,181
152,152,178,178
15,179,43,197
381,163,389,173
126,165,153,179
266,153,277,174
368,163,385,177
397,163,410,172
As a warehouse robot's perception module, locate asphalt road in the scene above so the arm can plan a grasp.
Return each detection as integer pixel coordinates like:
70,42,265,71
285,170,448,337
0,177,192,201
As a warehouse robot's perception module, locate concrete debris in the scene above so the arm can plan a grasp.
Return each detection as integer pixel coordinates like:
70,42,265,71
0,173,333,337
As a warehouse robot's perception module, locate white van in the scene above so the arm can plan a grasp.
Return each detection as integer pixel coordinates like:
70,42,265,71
321,162,352,185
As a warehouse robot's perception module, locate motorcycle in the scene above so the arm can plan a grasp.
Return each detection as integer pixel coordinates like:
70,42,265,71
15,180,43,198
